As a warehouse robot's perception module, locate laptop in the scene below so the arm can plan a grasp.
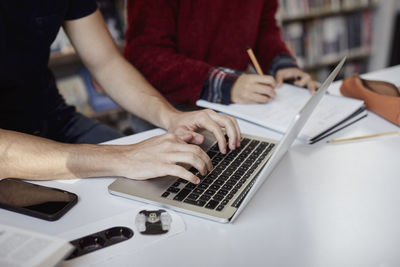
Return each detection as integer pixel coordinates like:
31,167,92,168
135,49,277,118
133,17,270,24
108,57,346,223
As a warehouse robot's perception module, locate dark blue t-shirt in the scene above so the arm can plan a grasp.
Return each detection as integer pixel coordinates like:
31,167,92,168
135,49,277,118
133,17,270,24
0,0,97,136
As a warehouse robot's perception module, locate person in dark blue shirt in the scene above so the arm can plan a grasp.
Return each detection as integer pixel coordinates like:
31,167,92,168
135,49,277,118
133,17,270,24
0,0,240,183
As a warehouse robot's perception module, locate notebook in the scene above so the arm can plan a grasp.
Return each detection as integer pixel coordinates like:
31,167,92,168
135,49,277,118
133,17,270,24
197,78,366,144
108,58,346,223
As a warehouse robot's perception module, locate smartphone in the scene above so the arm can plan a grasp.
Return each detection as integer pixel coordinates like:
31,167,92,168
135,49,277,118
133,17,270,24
0,178,78,221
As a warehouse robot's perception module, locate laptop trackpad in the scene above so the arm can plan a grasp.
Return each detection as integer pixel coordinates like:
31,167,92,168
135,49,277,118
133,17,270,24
109,176,177,200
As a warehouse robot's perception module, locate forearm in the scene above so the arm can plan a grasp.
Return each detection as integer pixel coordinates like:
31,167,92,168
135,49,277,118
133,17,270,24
268,54,298,76
64,10,180,130
90,53,179,129
0,129,117,180
201,67,243,104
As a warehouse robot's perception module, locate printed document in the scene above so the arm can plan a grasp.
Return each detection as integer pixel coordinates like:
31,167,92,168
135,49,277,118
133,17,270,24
0,223,73,267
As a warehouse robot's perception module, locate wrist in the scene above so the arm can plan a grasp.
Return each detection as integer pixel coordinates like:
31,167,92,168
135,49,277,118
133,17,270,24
66,144,121,178
201,67,242,105
269,53,298,77
160,109,182,131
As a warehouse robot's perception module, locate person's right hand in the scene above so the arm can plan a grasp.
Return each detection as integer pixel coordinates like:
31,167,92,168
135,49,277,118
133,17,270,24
231,74,277,104
110,133,212,184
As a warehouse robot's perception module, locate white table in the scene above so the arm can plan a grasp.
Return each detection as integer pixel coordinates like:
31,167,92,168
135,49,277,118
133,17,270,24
1,66,399,267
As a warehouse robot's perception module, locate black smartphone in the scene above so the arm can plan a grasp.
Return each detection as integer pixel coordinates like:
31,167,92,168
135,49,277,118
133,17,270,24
0,178,78,221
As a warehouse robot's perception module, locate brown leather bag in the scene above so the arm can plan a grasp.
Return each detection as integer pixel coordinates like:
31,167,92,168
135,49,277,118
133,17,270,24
340,74,400,126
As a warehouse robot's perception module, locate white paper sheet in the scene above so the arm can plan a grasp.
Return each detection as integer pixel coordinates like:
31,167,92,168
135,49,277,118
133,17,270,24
197,83,365,141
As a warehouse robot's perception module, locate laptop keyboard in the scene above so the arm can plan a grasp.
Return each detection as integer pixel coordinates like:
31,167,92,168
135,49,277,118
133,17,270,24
160,137,275,212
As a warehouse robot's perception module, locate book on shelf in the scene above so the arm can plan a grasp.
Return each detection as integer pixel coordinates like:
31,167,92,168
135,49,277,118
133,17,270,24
284,22,305,67
346,12,362,49
0,223,73,267
197,83,367,144
361,11,372,48
322,16,347,57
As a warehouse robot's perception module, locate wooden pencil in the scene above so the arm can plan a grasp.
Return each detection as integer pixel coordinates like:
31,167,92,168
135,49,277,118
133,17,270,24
327,131,400,143
246,46,264,75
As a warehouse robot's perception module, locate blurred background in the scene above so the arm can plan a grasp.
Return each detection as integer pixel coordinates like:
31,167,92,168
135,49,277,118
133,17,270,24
50,0,400,134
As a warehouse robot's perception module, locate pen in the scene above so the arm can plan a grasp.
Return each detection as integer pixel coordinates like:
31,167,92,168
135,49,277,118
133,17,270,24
246,46,301,85
246,46,264,75
327,131,400,143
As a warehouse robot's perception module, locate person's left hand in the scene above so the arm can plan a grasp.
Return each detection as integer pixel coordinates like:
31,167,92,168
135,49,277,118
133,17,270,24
276,68,321,93
167,109,241,154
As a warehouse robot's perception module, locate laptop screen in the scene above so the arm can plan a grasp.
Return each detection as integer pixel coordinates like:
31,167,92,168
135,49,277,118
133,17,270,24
231,57,346,221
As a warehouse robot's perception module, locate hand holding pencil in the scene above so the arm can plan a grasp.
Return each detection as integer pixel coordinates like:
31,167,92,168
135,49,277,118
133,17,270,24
230,46,320,104
247,47,320,94
230,47,277,104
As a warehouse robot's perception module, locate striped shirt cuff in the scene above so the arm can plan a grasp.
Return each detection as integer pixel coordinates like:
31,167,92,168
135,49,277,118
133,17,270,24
269,53,298,77
201,67,242,105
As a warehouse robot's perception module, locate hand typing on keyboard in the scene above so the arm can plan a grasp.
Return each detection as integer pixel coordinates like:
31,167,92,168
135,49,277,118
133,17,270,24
161,137,275,212
109,110,240,184
107,133,213,184
166,109,241,154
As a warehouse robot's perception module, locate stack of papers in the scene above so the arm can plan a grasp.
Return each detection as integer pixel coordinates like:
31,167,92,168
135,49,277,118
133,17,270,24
197,83,366,144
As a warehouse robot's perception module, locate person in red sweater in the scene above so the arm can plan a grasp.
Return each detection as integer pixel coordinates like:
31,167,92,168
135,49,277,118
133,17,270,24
125,0,320,107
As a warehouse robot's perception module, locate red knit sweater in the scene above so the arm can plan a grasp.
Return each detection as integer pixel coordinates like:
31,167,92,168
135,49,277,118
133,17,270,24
125,0,292,105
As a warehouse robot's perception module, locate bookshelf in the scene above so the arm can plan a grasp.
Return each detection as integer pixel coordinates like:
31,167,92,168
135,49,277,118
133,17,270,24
279,1,376,23
302,47,371,71
278,0,378,81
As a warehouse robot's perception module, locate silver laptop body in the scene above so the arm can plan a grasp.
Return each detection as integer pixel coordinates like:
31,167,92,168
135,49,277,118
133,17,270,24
108,58,346,223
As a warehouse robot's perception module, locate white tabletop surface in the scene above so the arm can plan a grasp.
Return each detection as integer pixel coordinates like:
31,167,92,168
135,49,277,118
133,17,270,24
1,66,399,267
